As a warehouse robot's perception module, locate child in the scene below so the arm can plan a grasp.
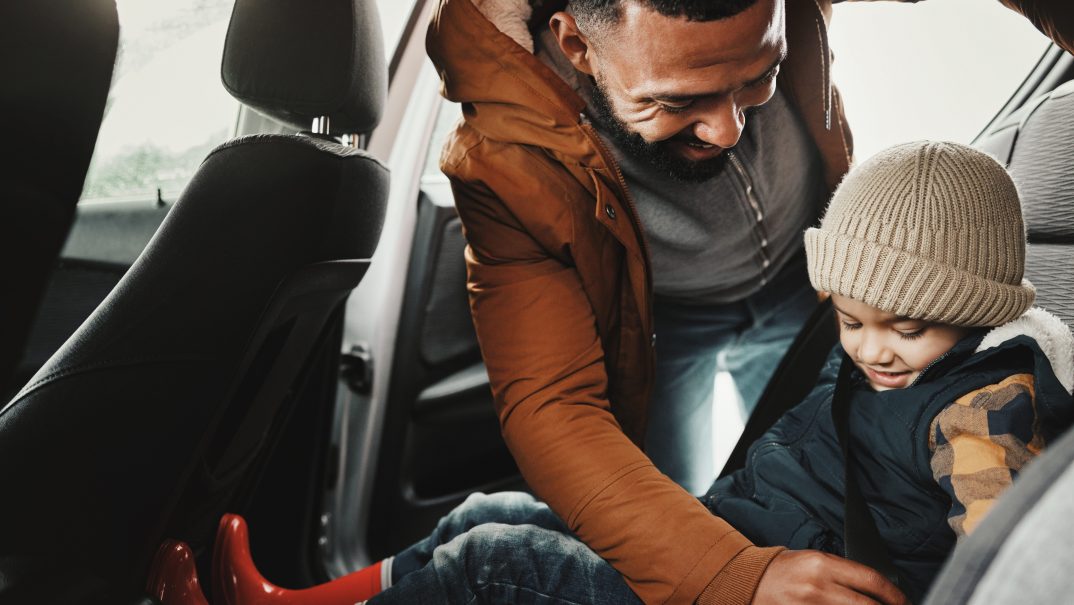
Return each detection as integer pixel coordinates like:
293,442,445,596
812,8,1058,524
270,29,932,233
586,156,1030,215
150,141,1074,604
703,140,1074,602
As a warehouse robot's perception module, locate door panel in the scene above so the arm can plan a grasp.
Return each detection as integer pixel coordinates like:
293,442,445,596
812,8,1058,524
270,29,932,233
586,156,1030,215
418,214,478,366
369,187,524,555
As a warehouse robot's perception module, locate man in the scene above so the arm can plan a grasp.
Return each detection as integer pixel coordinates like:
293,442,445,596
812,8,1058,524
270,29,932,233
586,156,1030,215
426,0,1073,603
552,0,823,497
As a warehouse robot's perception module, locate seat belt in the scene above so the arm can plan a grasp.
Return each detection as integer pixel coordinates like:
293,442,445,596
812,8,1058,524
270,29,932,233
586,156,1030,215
719,299,838,478
832,354,902,587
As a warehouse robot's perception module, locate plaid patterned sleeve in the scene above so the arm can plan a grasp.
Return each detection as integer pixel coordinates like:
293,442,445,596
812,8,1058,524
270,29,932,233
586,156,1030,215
928,373,1042,538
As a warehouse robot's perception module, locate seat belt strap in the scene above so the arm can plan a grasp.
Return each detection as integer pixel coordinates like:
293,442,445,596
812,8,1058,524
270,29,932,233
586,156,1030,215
832,354,902,587
718,298,837,479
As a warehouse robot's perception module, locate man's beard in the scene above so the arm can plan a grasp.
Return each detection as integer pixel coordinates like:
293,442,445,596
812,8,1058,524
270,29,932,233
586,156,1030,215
588,76,728,183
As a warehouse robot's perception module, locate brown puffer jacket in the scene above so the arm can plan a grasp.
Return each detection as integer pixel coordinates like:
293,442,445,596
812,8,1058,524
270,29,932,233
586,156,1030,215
426,1,1074,603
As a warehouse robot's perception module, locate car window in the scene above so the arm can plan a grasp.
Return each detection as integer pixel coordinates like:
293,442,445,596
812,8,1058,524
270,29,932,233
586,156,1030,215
80,0,238,203
423,99,463,180
376,0,420,63
829,0,1050,161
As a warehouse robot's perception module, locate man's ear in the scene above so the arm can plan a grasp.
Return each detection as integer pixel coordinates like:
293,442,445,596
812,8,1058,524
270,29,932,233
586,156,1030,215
549,11,597,76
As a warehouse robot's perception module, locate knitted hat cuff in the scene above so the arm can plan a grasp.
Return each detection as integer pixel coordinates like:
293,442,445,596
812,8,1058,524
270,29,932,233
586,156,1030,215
805,228,1035,327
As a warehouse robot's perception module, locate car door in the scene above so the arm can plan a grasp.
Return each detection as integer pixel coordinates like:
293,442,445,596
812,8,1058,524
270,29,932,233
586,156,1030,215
318,0,526,574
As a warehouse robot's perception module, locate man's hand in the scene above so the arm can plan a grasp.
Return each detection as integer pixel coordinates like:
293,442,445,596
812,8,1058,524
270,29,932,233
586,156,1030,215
754,550,908,605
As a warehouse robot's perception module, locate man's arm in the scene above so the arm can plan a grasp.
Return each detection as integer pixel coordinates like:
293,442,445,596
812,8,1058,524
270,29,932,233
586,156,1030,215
445,132,903,605
998,0,1074,54
448,139,778,604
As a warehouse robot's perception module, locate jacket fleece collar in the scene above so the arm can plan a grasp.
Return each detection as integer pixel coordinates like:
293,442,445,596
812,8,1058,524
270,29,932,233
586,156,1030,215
977,307,1074,394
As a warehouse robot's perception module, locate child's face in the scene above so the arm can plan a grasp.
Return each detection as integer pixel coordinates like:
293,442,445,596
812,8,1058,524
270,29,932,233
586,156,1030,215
830,294,972,391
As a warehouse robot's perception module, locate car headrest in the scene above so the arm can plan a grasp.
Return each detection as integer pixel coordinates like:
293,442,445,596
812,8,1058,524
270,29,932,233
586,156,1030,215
977,80,1074,244
221,0,387,135
1007,81,1074,244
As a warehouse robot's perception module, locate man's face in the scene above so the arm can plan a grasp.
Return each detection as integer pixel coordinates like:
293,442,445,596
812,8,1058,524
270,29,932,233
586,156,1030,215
556,0,787,181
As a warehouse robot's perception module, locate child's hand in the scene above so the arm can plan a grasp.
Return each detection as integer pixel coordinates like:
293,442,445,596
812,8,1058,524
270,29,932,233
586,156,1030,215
754,550,908,605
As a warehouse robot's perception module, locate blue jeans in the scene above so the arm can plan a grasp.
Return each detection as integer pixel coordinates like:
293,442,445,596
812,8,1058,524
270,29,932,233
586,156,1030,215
368,492,640,605
645,254,816,494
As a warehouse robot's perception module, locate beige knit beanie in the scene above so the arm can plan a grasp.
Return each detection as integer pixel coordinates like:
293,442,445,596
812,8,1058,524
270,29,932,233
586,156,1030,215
805,141,1034,327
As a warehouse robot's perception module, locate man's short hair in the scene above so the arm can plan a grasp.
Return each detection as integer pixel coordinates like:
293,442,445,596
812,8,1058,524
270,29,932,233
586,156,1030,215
568,0,760,32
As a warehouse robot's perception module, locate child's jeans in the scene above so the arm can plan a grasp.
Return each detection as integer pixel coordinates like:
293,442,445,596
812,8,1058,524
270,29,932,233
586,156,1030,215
368,491,641,604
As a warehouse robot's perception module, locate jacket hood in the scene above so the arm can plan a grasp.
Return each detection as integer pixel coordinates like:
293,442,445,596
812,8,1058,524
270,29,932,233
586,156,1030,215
473,0,537,52
977,307,1074,395
427,0,596,157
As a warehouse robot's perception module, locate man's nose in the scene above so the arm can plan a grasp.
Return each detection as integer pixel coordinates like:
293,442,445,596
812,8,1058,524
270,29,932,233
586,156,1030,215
693,102,746,149
858,331,895,366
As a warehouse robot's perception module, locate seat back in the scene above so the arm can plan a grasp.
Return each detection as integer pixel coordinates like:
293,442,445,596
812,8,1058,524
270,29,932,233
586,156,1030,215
924,79,1074,605
0,1,388,602
977,80,1074,326
0,0,118,393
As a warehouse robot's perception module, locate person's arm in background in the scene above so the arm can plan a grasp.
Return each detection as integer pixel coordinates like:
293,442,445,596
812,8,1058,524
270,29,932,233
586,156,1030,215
834,0,1074,54
444,130,905,605
998,0,1074,54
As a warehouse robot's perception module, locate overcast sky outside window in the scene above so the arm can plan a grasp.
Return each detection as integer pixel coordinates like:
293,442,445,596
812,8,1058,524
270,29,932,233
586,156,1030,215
828,0,1049,162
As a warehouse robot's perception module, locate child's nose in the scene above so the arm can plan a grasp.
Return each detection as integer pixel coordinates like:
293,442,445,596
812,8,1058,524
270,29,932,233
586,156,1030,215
858,331,895,366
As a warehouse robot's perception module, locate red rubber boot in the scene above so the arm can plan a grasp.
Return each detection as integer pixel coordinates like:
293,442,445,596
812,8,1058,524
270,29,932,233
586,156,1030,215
146,540,211,605
213,514,386,605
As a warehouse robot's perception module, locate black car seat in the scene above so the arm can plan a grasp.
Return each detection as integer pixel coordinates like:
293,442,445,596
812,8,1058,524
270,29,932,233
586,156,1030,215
923,78,1074,605
0,0,118,394
0,0,388,602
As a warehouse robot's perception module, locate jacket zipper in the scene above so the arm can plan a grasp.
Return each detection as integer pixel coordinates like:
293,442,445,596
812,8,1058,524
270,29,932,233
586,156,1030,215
582,123,654,295
582,123,659,358
908,349,955,389
727,150,773,286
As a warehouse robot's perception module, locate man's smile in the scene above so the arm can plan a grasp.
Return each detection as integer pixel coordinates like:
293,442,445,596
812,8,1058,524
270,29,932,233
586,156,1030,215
668,138,725,161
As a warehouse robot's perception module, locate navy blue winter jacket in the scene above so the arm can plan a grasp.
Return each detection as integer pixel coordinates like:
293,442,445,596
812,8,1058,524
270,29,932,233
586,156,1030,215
702,309,1074,603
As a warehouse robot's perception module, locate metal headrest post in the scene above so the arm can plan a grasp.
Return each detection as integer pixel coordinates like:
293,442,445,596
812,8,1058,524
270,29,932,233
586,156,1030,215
312,117,364,149
340,134,367,149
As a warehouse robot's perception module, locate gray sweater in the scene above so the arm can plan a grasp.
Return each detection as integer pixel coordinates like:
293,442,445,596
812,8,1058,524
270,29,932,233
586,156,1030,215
594,89,824,304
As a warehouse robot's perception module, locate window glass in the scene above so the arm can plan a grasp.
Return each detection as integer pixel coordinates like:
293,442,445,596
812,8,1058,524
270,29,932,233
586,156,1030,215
829,0,1050,162
376,0,420,63
423,99,463,179
81,0,238,202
